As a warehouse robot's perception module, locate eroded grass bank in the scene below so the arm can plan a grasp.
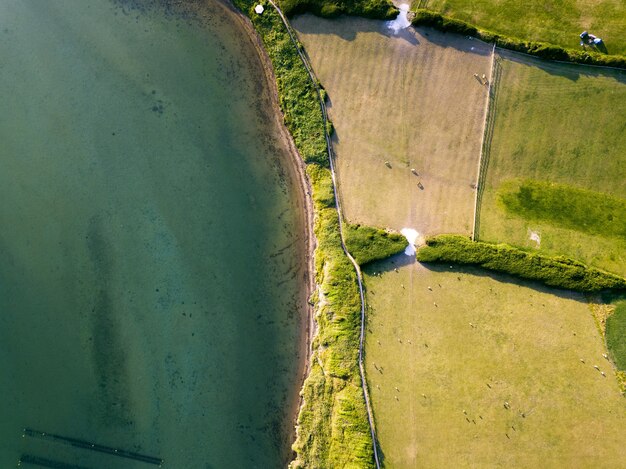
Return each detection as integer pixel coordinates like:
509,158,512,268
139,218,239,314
231,0,399,466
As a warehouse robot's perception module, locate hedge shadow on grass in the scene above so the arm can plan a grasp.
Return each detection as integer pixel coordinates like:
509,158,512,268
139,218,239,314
420,262,588,303
362,252,417,276
498,48,626,85
414,26,493,57
292,11,420,45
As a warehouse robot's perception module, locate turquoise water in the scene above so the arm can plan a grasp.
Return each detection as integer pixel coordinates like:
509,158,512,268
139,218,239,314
0,1,306,467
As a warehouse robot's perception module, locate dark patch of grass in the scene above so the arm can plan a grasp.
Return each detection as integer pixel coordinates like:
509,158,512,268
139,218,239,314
498,179,626,240
411,9,626,69
279,0,398,19
344,224,408,265
416,234,626,292
606,301,626,371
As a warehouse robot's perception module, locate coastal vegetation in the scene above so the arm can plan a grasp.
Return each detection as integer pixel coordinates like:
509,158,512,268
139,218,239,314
344,224,407,266
416,235,626,292
232,1,408,466
477,54,626,275
293,14,490,235
279,0,397,18
411,2,626,65
363,258,626,467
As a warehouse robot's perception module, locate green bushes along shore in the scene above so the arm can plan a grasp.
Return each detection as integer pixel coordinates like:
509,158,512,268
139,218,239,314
231,0,400,466
411,9,626,69
344,224,407,266
417,235,626,292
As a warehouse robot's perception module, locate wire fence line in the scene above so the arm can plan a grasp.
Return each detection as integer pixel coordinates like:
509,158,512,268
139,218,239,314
472,46,502,240
264,2,382,467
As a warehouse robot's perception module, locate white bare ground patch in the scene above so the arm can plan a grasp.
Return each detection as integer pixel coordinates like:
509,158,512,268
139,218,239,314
386,4,410,34
529,229,541,247
401,228,419,255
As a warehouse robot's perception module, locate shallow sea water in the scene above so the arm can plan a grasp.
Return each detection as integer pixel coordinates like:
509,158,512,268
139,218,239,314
0,1,305,467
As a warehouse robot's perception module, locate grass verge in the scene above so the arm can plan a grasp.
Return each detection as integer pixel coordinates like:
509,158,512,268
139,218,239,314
279,0,397,19
344,224,407,266
416,234,626,292
606,301,626,371
231,1,404,466
498,179,626,240
411,9,626,68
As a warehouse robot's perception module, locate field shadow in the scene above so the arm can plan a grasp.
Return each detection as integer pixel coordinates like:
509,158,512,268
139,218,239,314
498,48,626,84
363,252,417,276
292,13,419,45
420,261,589,302
413,26,493,57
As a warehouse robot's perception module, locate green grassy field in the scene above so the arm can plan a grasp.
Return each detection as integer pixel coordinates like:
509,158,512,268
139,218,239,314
364,257,626,468
293,14,491,236
478,51,626,276
420,0,626,56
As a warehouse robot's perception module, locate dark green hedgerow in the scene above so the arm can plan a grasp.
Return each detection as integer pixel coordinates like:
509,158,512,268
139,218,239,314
231,1,376,467
345,224,408,265
279,0,397,19
411,9,626,69
417,235,626,292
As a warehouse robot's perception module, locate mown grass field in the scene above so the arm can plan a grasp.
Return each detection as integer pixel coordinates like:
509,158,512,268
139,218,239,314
293,15,491,237
420,0,626,56
478,51,626,276
364,257,626,468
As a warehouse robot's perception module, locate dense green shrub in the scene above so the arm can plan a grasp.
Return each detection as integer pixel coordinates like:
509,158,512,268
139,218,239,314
279,0,398,19
344,224,407,265
411,9,626,69
416,235,626,292
606,301,626,371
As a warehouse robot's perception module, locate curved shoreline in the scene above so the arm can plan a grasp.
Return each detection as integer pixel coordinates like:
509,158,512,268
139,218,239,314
217,1,317,465
262,3,381,467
